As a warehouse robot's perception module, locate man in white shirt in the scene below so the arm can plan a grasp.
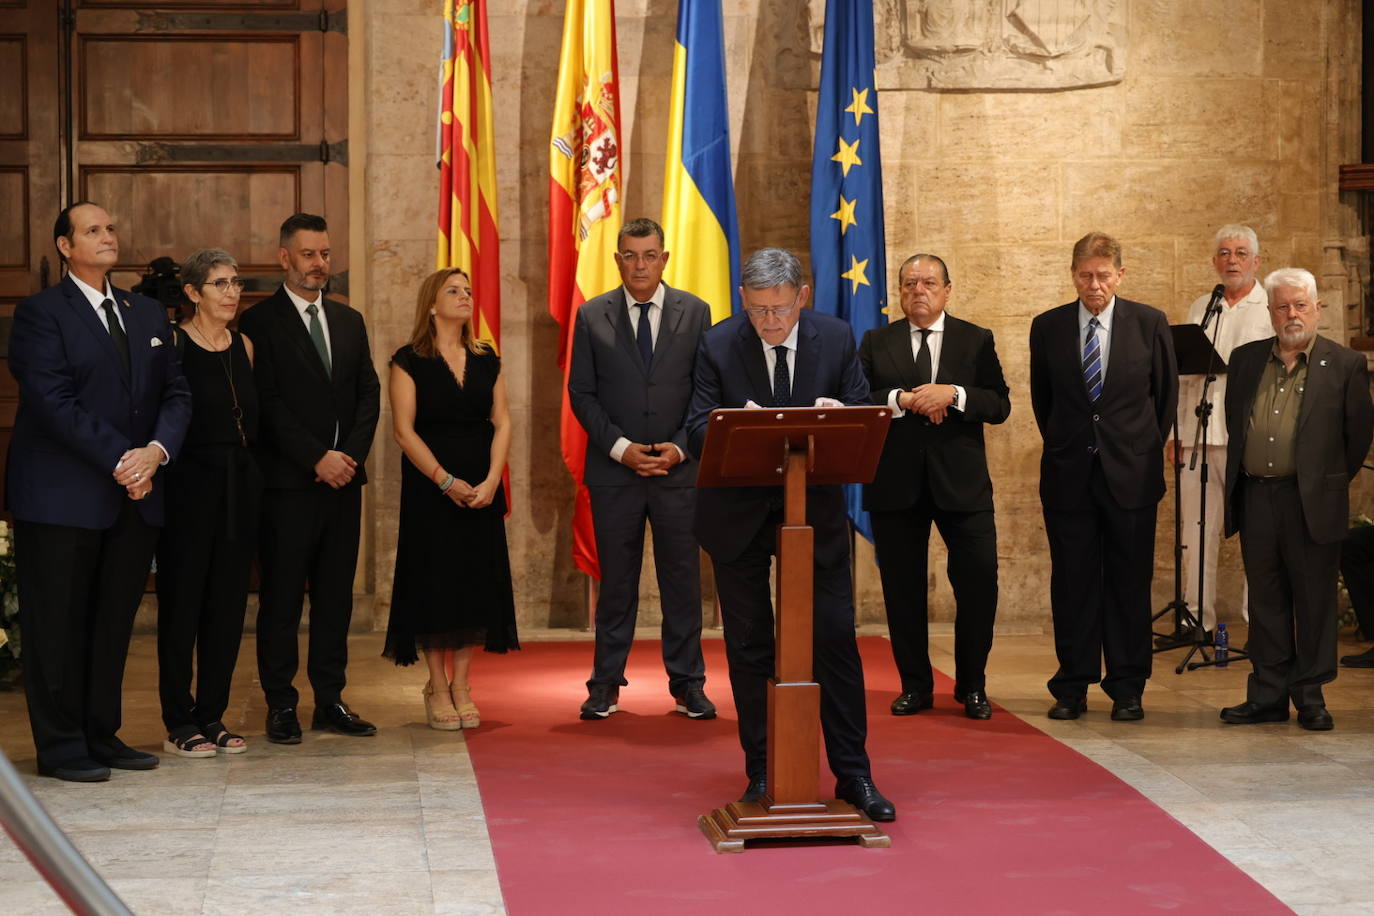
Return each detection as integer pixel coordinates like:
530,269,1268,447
1160,225,1273,646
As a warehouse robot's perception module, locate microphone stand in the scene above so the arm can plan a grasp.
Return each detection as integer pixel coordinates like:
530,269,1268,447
1152,411,1191,644
1170,293,1251,672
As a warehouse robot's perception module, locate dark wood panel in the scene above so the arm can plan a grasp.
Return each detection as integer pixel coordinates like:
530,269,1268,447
81,165,302,272
80,35,300,140
79,1,300,7
0,168,27,268
0,36,25,138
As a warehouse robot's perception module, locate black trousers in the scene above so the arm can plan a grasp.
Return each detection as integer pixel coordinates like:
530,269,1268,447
871,493,997,695
1240,475,1340,709
156,453,260,733
586,482,704,694
15,502,158,770
256,484,361,710
1044,461,1157,702
1340,524,1374,638
710,509,870,782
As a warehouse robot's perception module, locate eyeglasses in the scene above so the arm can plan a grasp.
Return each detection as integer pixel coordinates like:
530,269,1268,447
617,250,661,264
744,304,796,319
203,278,246,293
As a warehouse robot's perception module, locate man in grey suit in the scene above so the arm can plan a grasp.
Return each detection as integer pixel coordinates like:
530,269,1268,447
568,217,716,721
1220,268,1373,730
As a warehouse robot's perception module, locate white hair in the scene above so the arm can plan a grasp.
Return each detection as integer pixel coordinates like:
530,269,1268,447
1262,267,1318,304
1214,224,1259,254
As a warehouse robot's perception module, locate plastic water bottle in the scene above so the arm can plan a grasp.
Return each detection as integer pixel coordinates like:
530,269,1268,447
1215,622,1229,668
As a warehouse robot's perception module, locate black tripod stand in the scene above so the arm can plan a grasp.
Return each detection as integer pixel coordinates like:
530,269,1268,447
1153,314,1251,673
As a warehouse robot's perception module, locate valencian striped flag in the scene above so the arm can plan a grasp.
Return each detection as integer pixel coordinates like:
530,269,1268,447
548,0,624,580
437,0,500,347
661,0,740,321
809,0,886,542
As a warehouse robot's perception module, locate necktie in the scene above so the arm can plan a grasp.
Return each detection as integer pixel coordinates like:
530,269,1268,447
101,298,130,375
635,302,653,371
914,327,932,385
772,345,791,407
306,302,331,376
1083,316,1103,401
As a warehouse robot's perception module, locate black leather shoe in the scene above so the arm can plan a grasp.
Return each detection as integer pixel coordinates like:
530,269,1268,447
1110,696,1144,721
39,758,111,783
1340,647,1374,668
835,776,895,822
90,740,159,770
672,685,717,719
1297,704,1334,731
1047,697,1087,720
954,688,992,720
739,776,768,804
890,692,934,716
311,702,377,736
1220,701,1289,725
266,706,303,744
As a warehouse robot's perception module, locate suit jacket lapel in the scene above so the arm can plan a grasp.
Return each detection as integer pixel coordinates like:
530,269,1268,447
733,320,771,403
884,320,920,389
1296,337,1329,435
651,292,685,374
63,277,131,389
933,318,964,386
324,300,351,382
117,290,145,398
792,316,821,406
1099,300,1129,397
1236,343,1266,437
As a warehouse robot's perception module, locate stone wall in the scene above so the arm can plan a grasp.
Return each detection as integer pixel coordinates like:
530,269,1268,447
355,0,1366,635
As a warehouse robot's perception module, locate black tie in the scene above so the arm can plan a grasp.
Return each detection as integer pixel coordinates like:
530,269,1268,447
772,345,791,407
914,327,932,386
101,298,130,374
636,302,653,371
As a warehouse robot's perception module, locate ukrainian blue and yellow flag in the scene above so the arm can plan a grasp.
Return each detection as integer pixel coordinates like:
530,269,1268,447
810,0,886,541
661,0,740,322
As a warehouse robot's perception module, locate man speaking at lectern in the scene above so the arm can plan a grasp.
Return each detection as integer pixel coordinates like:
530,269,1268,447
686,247,895,822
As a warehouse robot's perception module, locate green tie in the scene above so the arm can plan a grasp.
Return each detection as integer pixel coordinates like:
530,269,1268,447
306,302,331,376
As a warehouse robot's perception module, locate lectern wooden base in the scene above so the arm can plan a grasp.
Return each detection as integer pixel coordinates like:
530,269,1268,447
698,798,891,853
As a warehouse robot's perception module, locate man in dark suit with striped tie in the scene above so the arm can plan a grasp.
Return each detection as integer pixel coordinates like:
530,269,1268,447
568,217,715,721
1029,232,1178,722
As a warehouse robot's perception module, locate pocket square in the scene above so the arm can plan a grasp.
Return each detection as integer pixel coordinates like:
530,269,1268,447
150,337,163,347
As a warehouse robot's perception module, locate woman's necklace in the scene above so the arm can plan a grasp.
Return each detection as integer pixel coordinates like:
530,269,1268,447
187,317,231,352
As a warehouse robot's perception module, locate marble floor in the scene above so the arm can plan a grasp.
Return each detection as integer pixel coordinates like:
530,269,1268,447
2,625,1373,915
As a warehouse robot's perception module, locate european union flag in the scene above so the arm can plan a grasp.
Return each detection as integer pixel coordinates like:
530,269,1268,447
809,0,886,542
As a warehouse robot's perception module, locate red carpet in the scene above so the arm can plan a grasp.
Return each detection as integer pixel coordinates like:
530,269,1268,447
464,638,1290,916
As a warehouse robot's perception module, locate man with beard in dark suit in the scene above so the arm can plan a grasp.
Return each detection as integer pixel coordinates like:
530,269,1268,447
686,247,894,822
1219,268,1373,730
859,253,1010,721
237,213,380,743
1030,231,1178,722
568,217,715,721
8,201,191,780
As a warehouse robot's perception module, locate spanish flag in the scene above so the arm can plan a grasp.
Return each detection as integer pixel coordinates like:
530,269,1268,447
548,0,624,581
661,0,740,322
437,0,500,348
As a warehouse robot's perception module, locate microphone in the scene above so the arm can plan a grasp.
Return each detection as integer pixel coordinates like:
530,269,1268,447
1199,283,1225,333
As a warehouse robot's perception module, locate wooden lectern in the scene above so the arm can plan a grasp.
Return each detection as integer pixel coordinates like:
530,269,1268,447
695,405,892,853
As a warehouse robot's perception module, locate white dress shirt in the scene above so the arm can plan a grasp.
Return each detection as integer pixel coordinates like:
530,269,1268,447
1078,297,1116,380
609,283,685,466
1177,281,1273,447
885,312,967,416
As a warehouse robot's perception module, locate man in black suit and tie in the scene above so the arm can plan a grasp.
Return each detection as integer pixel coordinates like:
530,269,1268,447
1219,268,1373,730
859,253,1010,721
8,202,191,780
686,247,894,822
238,213,380,743
1030,232,1178,722
568,217,715,721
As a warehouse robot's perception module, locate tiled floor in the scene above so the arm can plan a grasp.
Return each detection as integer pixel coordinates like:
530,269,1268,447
2,625,1374,914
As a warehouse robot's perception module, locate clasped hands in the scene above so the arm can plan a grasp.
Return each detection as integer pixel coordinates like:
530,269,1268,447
620,442,682,477
314,449,358,489
114,444,163,501
898,384,956,424
441,475,498,509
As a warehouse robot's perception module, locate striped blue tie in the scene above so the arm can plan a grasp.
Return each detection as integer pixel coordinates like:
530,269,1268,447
1083,317,1103,401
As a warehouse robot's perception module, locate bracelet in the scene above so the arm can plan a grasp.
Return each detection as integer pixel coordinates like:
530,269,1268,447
439,474,455,493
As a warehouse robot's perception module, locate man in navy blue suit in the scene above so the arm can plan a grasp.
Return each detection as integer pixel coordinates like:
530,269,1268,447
7,202,191,781
686,247,894,822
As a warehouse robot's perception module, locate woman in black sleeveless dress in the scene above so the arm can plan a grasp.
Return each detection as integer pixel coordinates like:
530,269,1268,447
384,267,517,729
157,248,261,757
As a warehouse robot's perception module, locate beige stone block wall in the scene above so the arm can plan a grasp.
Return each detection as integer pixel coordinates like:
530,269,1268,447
355,0,1366,638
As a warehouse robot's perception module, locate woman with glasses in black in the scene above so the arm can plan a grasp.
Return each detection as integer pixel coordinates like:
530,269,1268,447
156,248,262,758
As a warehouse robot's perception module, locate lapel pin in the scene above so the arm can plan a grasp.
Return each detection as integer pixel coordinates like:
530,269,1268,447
121,298,131,309
1319,359,1328,366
